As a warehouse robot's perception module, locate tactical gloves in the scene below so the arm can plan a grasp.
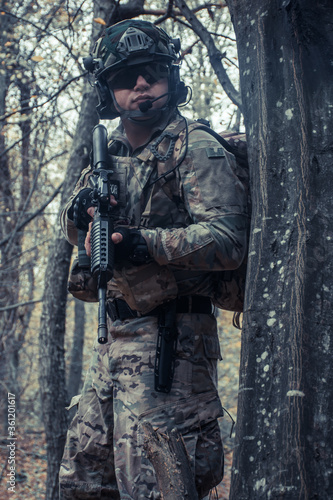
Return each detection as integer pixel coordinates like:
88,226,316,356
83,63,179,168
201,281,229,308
114,227,152,265
68,190,151,266
68,188,94,231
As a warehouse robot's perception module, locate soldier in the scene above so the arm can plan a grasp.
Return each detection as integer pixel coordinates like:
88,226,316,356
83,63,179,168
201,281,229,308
59,19,248,500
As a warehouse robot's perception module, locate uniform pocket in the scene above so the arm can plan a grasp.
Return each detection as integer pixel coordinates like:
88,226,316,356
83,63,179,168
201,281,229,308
137,392,223,439
191,314,221,394
113,262,178,314
202,329,222,360
68,257,98,302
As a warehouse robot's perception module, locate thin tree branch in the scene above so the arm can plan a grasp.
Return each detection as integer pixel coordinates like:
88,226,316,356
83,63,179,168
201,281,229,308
2,6,80,60
0,184,63,248
192,2,227,13
143,3,226,17
0,73,85,122
0,239,51,268
0,299,42,313
154,0,174,24
208,30,236,42
174,0,242,110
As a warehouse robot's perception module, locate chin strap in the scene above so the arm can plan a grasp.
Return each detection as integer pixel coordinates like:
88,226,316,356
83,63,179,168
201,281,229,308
116,106,170,127
128,110,165,126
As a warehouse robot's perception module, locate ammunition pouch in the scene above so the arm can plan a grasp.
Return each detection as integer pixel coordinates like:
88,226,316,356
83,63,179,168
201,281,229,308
112,261,178,315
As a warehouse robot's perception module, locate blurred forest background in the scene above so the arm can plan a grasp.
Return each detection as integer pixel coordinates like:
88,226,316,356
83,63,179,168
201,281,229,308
0,1,243,498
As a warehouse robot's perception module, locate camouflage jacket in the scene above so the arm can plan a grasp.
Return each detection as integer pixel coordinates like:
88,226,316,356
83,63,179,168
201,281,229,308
61,112,248,310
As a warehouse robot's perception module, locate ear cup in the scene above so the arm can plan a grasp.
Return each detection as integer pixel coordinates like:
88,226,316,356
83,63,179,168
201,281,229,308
176,81,188,105
95,79,119,120
169,65,187,106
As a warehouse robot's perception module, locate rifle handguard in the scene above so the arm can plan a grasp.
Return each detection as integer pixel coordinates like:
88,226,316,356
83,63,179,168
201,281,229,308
90,213,114,288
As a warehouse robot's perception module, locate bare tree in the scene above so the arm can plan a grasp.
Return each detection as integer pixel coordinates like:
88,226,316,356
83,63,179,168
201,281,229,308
66,299,85,402
37,41,101,500
174,0,241,110
0,0,35,428
224,1,333,498
0,0,83,431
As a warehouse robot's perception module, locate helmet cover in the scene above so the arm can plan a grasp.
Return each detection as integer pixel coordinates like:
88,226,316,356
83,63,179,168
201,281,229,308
93,20,178,78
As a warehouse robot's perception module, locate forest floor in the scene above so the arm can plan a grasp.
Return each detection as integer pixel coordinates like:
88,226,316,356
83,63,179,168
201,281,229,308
0,432,47,500
0,310,241,500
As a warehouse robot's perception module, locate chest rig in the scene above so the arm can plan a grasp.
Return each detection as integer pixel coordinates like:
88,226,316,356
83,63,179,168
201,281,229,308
109,116,193,231
110,116,250,318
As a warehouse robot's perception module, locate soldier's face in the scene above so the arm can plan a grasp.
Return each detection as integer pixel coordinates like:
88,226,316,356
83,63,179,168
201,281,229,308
108,64,169,114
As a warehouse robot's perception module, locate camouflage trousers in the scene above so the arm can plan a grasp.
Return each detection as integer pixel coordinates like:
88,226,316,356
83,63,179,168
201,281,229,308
59,312,224,499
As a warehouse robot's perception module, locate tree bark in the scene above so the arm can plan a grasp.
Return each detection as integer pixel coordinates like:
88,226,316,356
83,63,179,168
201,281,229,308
142,422,198,500
0,5,32,429
38,1,113,497
66,299,85,403
225,1,333,498
38,2,153,499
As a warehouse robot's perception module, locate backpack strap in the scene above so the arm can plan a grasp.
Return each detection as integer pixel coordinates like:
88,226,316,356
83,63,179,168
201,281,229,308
142,117,249,219
139,116,189,221
187,121,248,164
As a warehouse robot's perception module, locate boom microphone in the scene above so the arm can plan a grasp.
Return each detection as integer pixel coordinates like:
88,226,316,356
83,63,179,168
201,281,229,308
139,92,170,113
139,100,153,113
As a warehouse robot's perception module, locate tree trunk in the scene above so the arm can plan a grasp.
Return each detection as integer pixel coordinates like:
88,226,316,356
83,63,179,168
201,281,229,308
0,6,32,429
225,1,333,498
67,299,85,403
142,422,198,500
39,84,98,500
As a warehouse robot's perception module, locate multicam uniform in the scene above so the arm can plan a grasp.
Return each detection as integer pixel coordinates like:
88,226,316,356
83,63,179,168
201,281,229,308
59,111,248,500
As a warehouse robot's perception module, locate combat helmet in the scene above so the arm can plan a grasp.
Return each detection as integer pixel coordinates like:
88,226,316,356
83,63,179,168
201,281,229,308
83,20,188,121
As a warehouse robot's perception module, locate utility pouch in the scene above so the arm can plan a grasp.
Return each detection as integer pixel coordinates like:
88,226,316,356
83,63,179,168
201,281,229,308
68,257,98,302
154,300,178,393
113,262,178,315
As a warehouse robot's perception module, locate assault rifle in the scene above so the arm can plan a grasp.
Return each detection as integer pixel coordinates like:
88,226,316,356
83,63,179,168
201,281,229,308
90,124,118,344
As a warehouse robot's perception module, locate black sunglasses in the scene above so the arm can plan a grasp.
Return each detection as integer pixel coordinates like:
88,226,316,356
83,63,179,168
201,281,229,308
107,63,169,90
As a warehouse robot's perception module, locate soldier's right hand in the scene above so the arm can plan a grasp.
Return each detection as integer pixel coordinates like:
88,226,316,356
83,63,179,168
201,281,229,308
70,188,94,231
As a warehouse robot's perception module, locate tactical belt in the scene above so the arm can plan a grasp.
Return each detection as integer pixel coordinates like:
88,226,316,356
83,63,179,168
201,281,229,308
107,296,212,322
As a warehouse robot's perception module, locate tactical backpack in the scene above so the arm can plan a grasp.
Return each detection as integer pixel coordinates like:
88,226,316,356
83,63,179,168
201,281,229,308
150,118,250,328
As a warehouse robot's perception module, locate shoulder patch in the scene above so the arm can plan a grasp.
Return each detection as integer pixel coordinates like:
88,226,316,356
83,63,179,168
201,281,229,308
205,146,225,158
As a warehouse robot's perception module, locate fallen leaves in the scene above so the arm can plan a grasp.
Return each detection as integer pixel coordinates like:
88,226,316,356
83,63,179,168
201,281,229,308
0,432,47,500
